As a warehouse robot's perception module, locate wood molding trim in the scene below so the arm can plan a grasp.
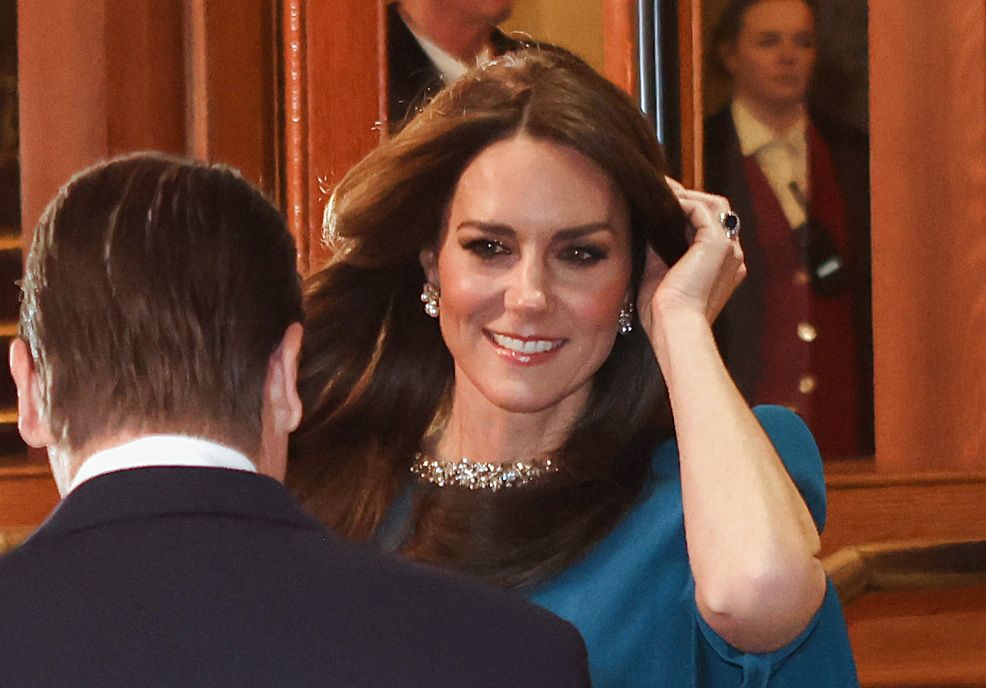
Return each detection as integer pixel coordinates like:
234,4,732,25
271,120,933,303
282,0,386,272
825,538,986,604
677,0,702,189
601,0,636,95
0,525,34,554
823,470,986,556
282,0,310,272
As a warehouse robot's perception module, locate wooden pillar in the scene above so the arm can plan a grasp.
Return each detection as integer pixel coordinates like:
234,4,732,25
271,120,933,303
869,0,986,471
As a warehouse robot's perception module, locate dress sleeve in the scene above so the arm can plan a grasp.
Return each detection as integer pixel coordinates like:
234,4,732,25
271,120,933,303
692,405,858,686
750,405,827,532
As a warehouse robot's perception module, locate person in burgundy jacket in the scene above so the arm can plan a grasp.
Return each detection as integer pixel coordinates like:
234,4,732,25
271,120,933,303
704,0,872,457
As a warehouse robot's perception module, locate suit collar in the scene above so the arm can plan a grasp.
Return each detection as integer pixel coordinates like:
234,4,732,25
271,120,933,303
27,467,321,543
69,435,257,493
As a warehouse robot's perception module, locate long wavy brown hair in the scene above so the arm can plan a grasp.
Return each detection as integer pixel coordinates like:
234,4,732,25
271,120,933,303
289,48,689,588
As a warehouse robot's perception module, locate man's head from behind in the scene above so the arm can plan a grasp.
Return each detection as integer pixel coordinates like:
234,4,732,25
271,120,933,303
10,153,304,492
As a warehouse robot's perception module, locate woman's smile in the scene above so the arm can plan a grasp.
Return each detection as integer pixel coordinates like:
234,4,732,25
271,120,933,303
484,329,568,364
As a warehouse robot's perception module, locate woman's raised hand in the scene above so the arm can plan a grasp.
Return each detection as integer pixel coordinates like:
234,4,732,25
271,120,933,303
636,178,746,344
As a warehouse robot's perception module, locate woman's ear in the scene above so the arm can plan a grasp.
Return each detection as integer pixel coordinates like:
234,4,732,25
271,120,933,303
419,248,439,286
8,338,55,449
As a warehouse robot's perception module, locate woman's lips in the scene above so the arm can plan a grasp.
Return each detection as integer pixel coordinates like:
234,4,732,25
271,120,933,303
484,330,567,364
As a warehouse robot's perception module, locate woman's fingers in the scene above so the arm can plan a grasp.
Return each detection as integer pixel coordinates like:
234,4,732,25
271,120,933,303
645,178,748,324
664,176,686,194
664,178,737,245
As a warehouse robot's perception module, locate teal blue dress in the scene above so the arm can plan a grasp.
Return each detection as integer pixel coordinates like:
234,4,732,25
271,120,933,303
380,406,857,686
524,406,858,687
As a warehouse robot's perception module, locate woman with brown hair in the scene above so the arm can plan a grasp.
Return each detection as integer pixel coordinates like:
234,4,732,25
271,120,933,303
290,48,856,686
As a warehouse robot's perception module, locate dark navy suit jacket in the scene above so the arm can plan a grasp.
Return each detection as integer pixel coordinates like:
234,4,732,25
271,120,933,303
0,466,590,688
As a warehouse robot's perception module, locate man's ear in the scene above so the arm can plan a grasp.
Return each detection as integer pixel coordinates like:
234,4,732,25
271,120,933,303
266,322,304,435
8,338,54,448
419,247,439,287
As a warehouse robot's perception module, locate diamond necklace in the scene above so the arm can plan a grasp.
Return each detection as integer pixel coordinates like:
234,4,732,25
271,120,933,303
410,453,558,491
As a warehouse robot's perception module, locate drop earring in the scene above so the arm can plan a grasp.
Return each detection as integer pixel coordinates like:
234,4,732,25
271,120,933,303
420,283,440,318
618,301,634,335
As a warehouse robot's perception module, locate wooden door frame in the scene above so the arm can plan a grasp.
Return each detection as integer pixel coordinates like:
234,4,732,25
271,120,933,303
280,0,387,274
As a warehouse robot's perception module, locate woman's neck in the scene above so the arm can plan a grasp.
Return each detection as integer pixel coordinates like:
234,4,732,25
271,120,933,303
432,374,589,465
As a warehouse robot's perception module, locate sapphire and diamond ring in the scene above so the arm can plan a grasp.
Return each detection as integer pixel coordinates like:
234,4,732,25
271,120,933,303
720,211,741,240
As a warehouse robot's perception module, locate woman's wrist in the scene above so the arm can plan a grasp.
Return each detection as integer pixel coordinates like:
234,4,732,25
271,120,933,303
648,298,712,358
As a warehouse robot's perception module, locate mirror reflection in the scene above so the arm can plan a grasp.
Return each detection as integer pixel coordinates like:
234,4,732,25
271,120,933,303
386,0,603,133
702,0,873,457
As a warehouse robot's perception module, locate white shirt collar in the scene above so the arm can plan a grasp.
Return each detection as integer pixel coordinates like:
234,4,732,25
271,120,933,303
731,98,807,157
402,16,492,84
730,99,810,228
69,435,257,494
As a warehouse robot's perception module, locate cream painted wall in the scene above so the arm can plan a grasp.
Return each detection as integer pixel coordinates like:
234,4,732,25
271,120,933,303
501,0,604,73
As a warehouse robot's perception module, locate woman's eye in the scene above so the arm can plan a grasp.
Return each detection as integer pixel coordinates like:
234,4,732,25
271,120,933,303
560,245,607,264
464,239,509,259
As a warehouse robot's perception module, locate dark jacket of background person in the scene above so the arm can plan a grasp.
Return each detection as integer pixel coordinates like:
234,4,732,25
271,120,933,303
705,106,872,457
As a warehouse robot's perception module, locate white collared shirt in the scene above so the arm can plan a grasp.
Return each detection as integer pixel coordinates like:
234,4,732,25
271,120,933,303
731,99,809,229
403,18,493,84
68,435,257,494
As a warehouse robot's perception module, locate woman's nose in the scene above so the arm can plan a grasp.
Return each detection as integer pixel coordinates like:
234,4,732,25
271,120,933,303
505,259,551,314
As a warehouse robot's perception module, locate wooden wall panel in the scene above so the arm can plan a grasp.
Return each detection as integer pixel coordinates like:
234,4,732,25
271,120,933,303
18,1,122,239
12,0,280,513
869,0,986,472
18,0,277,236
104,0,186,157
0,465,58,528
185,0,278,197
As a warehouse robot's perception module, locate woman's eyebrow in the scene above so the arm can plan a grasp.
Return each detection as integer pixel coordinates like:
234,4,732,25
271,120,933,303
554,223,612,240
455,221,514,236
455,221,611,239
